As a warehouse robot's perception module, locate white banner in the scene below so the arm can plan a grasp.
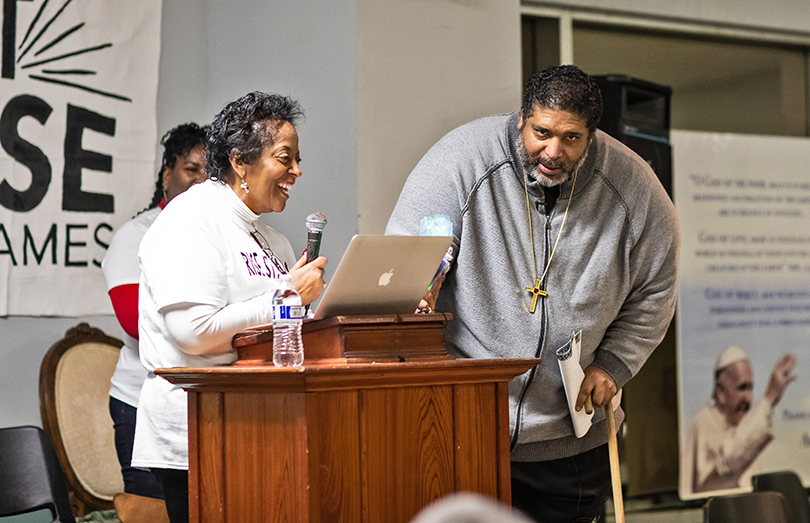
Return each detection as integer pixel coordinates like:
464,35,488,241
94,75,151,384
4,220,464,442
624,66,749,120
0,0,162,316
674,130,810,500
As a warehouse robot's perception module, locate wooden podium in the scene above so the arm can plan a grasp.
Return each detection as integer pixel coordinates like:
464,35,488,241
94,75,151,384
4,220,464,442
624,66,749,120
157,314,537,523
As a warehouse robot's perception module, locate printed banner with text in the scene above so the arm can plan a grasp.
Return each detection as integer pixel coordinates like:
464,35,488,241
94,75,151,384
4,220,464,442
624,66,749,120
0,0,162,316
674,130,810,500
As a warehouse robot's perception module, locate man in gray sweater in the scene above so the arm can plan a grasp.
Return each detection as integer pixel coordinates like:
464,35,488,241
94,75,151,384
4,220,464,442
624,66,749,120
386,65,680,522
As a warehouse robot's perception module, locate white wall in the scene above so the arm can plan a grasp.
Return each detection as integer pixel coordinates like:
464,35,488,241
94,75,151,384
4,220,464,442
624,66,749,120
154,1,209,141
356,0,523,233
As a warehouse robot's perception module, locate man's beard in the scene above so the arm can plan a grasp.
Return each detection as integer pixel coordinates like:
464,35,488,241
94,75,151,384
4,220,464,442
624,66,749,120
517,135,588,188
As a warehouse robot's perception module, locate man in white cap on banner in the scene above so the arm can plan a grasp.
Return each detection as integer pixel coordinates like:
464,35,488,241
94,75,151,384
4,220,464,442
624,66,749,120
683,346,797,494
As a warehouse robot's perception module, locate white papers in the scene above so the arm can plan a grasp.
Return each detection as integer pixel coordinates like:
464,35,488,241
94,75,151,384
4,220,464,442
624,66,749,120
556,330,594,438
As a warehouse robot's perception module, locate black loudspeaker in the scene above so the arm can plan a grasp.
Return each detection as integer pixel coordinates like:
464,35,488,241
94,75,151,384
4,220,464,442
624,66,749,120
593,75,673,198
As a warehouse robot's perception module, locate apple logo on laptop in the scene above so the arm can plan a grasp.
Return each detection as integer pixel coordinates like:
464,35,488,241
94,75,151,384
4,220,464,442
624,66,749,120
378,269,394,286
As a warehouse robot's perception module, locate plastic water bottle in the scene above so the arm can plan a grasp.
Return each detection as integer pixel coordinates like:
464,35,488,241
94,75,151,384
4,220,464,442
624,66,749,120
271,275,305,367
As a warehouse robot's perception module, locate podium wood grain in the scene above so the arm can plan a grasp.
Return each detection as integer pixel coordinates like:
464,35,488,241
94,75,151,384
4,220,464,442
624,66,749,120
160,358,536,523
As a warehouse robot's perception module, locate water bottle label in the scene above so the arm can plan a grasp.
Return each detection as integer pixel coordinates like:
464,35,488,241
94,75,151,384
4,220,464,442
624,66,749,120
273,304,304,320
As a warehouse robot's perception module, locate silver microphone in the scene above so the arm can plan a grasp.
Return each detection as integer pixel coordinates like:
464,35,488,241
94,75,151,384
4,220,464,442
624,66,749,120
305,212,327,264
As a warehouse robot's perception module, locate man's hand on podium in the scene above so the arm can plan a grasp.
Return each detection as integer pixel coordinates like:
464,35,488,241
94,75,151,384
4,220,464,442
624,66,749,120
417,275,444,314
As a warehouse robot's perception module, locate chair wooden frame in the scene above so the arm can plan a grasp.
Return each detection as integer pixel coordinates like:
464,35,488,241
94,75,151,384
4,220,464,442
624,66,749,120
39,322,124,516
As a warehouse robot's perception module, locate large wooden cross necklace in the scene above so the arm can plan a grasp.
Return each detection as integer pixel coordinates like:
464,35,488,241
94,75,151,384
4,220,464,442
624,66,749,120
523,165,578,313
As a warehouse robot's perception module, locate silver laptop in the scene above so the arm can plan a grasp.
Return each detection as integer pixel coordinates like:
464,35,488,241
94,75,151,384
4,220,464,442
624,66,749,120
312,235,453,320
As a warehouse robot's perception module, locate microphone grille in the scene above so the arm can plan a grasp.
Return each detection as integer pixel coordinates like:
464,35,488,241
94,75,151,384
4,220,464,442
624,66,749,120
306,212,327,231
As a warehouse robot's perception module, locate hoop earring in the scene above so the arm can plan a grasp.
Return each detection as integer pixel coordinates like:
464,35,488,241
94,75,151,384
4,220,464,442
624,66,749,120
239,175,249,193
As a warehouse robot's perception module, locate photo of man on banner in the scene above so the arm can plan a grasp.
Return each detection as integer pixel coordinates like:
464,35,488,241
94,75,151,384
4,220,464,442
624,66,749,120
683,346,797,494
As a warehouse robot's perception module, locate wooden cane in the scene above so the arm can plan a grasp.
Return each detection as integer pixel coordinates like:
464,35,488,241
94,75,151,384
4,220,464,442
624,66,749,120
583,397,624,523
604,404,625,523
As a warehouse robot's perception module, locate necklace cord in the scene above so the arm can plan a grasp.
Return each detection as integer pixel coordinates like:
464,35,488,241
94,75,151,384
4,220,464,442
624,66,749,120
523,165,579,287
523,168,537,282
540,167,577,284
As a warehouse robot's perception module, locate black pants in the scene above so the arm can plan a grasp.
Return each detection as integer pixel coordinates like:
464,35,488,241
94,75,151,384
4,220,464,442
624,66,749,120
152,468,189,523
511,443,611,523
109,397,164,499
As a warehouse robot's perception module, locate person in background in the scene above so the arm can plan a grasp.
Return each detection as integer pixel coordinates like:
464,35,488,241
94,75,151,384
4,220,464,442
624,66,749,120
102,123,207,507
131,92,327,523
386,65,680,522
684,346,797,494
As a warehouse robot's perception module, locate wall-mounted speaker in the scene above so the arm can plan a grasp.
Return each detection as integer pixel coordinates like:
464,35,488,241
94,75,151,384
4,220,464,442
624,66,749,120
593,75,673,199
